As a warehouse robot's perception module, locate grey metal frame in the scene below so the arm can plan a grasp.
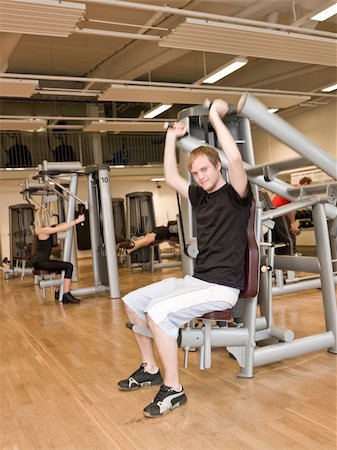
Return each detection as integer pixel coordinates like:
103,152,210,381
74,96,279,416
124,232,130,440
31,161,120,300
174,94,336,377
71,164,120,299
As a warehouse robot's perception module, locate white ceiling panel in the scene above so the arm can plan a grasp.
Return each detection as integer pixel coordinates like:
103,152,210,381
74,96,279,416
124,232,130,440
159,18,337,67
0,0,85,37
0,78,38,97
0,118,45,130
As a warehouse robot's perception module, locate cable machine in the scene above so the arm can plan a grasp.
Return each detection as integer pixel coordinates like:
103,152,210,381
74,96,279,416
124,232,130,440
31,161,120,300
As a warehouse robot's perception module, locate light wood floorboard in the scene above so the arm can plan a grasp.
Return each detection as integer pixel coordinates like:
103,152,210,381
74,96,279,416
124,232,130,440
0,261,336,450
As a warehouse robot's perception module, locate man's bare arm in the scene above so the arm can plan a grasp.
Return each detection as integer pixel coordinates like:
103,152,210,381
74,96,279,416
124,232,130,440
164,122,190,199
209,100,248,198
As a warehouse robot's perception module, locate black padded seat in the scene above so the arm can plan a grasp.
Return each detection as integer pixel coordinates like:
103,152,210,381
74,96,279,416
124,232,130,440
33,269,55,298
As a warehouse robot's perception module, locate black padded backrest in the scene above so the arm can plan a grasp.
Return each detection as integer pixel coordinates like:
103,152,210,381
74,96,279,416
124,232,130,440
239,199,259,298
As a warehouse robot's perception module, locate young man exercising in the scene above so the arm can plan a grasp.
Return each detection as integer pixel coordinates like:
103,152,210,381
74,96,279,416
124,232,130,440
118,99,253,417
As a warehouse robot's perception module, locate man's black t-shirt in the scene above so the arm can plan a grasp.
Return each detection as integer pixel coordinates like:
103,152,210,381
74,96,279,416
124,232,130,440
189,183,253,290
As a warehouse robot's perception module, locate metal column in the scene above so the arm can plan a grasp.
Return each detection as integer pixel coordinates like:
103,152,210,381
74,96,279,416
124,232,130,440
312,203,337,353
98,166,120,298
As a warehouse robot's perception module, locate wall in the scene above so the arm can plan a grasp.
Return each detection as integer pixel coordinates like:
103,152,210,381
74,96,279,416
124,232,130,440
251,99,337,165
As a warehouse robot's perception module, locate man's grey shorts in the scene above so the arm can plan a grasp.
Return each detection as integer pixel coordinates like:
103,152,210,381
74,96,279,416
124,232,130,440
122,275,239,339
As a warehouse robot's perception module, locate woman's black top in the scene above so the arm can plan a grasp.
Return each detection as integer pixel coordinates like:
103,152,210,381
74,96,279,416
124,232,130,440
32,235,53,263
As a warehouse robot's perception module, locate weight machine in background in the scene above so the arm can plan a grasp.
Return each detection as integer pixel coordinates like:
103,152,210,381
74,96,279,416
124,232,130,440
29,161,120,300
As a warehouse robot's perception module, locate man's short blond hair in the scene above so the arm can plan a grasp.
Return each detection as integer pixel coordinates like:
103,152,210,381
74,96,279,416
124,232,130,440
187,146,221,171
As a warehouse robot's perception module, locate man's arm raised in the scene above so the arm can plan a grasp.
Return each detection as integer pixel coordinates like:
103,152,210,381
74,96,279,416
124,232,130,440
164,122,190,199
209,99,248,198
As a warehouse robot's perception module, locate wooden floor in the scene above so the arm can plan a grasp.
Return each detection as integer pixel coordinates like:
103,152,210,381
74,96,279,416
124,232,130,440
1,260,336,450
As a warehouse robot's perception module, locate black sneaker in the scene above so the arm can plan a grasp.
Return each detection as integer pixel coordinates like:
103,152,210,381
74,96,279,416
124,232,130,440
118,239,135,250
118,363,162,391
143,384,187,418
62,292,80,304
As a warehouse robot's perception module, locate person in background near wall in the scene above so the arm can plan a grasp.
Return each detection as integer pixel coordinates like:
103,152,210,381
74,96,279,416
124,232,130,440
272,176,312,252
117,99,252,418
32,208,85,304
113,143,130,165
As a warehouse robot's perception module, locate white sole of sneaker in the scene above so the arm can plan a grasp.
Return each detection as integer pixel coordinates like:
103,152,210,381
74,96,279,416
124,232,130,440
118,379,162,391
143,397,187,418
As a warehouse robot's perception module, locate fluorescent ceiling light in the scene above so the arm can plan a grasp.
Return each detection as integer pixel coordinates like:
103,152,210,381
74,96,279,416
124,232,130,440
151,177,165,182
47,124,83,130
202,57,248,84
310,3,337,21
143,104,172,119
321,82,337,92
38,88,98,97
268,108,279,113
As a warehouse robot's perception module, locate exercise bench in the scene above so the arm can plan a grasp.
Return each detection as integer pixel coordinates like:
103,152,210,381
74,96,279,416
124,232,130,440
33,269,56,298
193,199,259,369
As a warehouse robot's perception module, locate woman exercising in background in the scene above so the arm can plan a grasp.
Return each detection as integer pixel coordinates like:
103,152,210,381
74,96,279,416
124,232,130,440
32,208,85,304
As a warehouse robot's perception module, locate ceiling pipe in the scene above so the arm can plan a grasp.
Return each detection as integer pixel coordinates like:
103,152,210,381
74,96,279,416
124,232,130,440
1,72,337,98
74,27,160,40
75,0,337,39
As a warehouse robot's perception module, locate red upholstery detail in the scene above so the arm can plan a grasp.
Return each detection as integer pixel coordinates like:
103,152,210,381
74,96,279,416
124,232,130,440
200,309,233,321
239,200,259,298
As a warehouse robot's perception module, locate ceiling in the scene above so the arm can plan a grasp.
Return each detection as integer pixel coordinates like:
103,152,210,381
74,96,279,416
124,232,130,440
0,0,336,131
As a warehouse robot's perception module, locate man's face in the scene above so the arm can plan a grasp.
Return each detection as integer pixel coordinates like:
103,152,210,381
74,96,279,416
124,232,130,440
190,154,222,193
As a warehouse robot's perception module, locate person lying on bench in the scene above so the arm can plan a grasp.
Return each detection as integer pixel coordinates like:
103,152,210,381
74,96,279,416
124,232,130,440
117,99,253,418
118,221,179,255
